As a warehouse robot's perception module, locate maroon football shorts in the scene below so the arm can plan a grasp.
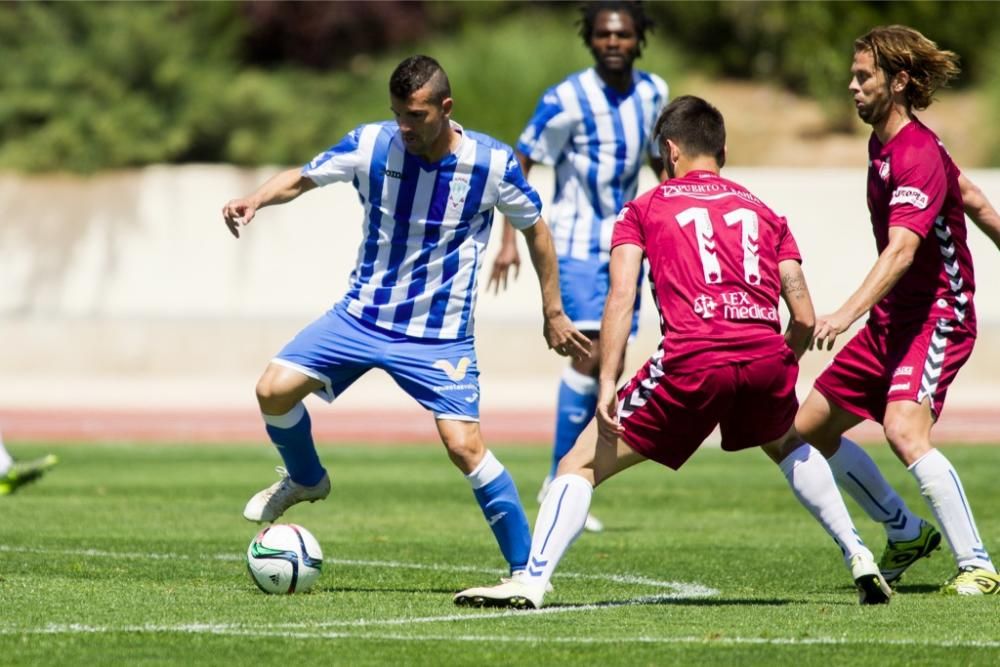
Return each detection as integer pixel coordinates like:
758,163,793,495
814,318,976,423
616,347,799,470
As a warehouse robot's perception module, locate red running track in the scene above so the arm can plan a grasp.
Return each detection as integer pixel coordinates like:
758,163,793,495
1,407,998,445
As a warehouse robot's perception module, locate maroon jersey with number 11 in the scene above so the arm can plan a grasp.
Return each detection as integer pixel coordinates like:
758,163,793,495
613,170,801,371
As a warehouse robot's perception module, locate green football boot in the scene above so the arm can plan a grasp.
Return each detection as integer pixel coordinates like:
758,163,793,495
878,519,942,585
940,567,1000,596
0,454,59,496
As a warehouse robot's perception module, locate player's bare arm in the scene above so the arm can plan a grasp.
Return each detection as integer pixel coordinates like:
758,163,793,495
812,226,921,350
521,218,591,360
959,173,1000,251
488,152,535,293
222,168,317,239
596,243,642,439
778,259,816,360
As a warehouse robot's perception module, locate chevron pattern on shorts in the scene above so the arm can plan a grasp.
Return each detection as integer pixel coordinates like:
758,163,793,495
618,346,665,420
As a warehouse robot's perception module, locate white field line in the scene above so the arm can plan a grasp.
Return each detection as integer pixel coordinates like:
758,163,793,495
11,545,995,650
0,544,713,595
2,624,1000,649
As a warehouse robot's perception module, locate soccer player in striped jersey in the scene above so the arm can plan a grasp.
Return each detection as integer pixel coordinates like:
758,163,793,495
488,1,668,533
222,55,590,582
456,96,892,609
798,26,1000,595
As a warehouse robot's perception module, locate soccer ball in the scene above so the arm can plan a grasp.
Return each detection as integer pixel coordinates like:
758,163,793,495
246,523,323,594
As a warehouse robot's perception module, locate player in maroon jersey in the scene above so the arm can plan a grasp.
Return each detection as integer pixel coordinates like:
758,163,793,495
796,25,1000,596
454,96,892,609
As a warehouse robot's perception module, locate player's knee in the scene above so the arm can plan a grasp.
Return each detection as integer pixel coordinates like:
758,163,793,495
883,419,930,465
441,429,485,471
255,375,297,414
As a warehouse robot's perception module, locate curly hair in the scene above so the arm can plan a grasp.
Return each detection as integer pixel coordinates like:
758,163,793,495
854,25,960,111
578,1,654,56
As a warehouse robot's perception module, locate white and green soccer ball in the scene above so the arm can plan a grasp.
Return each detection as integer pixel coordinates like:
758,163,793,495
246,523,323,594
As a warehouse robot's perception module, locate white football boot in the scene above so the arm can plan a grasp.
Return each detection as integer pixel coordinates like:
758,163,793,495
243,467,330,523
850,550,892,605
453,570,547,609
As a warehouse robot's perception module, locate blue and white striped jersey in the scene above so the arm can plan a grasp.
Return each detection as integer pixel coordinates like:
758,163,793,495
518,68,668,262
302,120,542,340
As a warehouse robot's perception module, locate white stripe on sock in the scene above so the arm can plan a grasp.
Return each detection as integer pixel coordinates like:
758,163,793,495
465,450,504,489
261,403,306,430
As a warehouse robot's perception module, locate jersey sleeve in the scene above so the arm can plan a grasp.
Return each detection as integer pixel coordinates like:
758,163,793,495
516,86,575,166
775,215,802,263
887,143,947,238
301,125,364,186
611,203,645,250
497,151,544,229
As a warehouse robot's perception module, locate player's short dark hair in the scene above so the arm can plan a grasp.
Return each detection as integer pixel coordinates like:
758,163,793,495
389,55,451,104
854,25,960,111
578,1,653,56
654,95,726,167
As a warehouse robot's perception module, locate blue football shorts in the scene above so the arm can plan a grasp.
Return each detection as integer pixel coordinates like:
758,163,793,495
272,304,480,421
558,256,641,336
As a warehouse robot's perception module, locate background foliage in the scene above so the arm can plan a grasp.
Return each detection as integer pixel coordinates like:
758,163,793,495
1,0,998,173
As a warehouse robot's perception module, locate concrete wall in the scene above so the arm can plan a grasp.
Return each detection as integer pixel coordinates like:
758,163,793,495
2,166,999,411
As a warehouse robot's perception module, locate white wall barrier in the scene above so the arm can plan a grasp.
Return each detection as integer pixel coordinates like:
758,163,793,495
1,166,998,410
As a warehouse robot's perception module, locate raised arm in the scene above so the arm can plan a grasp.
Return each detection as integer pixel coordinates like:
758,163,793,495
595,243,643,438
488,152,535,293
812,226,920,350
778,259,816,359
959,173,1000,251
221,168,317,239
520,217,591,359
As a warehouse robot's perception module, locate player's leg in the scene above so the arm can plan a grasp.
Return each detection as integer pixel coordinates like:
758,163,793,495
455,349,710,609
883,399,998,594
437,418,532,576
383,332,533,576
729,350,889,604
545,341,608,532
802,328,937,580
244,306,374,522
543,257,628,533
454,431,645,609
798,390,926,540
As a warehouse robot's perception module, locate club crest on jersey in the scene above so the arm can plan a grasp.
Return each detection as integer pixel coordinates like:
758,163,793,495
693,294,718,319
876,158,891,182
448,178,471,210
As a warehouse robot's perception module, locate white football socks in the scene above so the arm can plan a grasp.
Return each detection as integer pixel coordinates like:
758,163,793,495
523,474,593,591
828,437,921,542
779,444,872,566
909,448,995,572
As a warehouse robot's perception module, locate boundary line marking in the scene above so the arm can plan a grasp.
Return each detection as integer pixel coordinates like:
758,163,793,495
2,624,998,649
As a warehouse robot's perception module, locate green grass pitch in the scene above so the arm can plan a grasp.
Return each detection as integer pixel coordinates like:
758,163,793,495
1,442,998,665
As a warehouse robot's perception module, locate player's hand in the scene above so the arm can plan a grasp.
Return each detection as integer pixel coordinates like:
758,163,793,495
811,312,850,350
596,381,624,439
544,314,592,360
487,243,521,293
222,198,257,239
